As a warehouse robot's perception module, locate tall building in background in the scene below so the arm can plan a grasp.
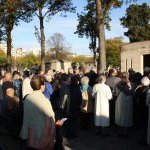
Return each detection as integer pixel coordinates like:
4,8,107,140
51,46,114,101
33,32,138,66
0,43,40,58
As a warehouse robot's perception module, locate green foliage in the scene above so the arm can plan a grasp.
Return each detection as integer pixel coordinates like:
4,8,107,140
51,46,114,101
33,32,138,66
75,0,112,51
0,0,34,40
71,55,93,64
28,0,76,18
106,37,124,67
75,0,123,54
120,3,150,42
24,0,75,70
16,53,40,68
0,48,7,65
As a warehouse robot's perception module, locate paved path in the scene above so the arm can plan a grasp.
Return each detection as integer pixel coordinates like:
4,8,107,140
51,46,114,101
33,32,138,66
63,127,149,150
0,126,149,150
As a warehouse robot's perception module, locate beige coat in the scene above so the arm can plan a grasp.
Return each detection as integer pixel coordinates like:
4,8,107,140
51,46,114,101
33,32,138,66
20,91,55,149
81,86,93,113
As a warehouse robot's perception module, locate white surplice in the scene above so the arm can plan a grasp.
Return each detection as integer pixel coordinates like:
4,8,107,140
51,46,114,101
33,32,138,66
93,83,112,127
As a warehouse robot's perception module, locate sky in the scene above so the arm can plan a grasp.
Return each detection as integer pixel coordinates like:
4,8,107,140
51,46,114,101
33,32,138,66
12,0,150,55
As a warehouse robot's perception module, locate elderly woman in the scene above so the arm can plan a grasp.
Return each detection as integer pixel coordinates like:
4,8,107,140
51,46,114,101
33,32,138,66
135,77,150,144
80,76,93,130
20,75,55,150
93,75,112,136
115,72,133,137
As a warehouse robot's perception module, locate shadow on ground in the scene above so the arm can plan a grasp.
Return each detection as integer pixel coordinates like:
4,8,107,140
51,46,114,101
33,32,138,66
0,126,149,150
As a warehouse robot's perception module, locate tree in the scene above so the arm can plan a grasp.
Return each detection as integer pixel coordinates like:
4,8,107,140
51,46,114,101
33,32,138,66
75,0,111,67
0,0,34,71
120,3,150,42
71,55,93,64
96,0,122,72
106,37,124,67
16,53,40,68
25,0,75,71
75,0,122,72
47,32,71,59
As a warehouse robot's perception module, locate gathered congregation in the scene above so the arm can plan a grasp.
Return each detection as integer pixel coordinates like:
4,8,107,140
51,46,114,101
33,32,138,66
0,66,150,150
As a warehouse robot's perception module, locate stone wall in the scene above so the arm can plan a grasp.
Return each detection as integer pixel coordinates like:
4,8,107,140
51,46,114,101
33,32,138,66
121,41,150,74
50,60,72,73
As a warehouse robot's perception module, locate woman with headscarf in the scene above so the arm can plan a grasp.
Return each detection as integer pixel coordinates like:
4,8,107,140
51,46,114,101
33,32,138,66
80,76,93,130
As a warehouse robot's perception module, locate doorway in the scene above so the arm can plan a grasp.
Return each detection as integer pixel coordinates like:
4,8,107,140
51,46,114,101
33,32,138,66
143,54,150,68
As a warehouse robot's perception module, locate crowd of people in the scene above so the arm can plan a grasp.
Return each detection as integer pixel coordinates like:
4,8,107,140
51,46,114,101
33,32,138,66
0,66,150,149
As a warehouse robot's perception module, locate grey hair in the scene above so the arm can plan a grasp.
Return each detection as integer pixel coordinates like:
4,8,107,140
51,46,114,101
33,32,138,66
141,77,150,86
81,76,89,85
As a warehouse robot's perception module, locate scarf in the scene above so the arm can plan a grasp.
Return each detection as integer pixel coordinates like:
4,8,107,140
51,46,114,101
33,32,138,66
80,84,89,93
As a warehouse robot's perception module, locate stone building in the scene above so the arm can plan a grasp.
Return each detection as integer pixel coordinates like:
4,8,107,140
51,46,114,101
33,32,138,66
50,60,72,73
121,41,150,74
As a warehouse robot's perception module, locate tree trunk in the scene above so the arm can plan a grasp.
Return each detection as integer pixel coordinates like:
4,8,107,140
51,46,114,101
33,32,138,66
93,50,97,67
39,8,45,72
6,29,12,72
96,0,106,73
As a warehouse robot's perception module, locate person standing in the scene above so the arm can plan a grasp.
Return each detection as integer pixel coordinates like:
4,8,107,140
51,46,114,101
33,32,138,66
20,75,55,149
65,76,82,139
2,71,14,97
22,71,33,99
106,69,121,125
115,72,133,137
135,77,150,144
80,76,93,130
93,76,112,136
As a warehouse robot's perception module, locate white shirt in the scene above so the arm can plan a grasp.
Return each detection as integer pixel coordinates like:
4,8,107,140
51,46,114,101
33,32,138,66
22,77,33,98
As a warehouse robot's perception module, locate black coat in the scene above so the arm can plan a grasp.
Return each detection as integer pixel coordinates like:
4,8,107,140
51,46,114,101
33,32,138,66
68,84,82,118
135,86,149,129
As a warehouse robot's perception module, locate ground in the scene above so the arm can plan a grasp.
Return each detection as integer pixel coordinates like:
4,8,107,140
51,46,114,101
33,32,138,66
0,126,149,150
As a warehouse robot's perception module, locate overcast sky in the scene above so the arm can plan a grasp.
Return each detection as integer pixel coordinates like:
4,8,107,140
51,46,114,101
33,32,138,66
12,0,150,55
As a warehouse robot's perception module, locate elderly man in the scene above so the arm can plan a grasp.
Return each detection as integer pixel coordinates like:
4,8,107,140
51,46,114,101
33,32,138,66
2,72,15,97
106,69,121,125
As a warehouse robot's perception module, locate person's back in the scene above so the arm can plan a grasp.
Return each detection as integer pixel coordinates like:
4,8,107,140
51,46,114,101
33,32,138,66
106,69,121,96
21,91,52,140
22,71,33,99
22,77,33,99
135,77,150,129
43,81,54,100
20,76,55,148
93,76,112,135
69,84,82,117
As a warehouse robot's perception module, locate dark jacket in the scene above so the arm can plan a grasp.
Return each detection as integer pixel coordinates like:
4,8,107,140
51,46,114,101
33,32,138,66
68,84,82,118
